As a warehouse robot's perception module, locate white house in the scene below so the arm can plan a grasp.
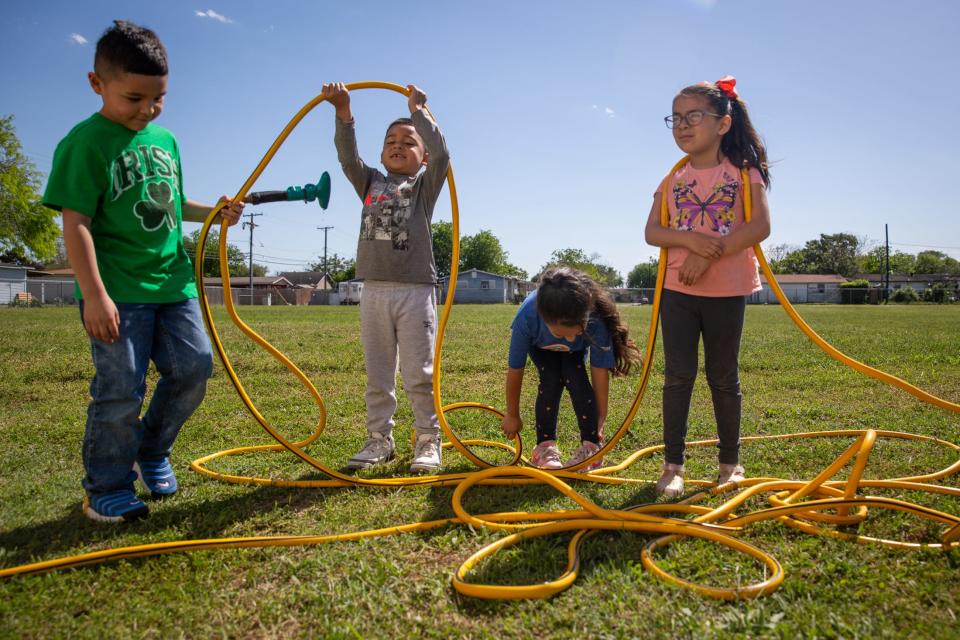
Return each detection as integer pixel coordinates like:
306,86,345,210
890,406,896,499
752,274,848,304
438,269,533,304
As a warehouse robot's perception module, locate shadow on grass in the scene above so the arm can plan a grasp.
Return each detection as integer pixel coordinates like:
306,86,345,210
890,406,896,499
0,480,348,569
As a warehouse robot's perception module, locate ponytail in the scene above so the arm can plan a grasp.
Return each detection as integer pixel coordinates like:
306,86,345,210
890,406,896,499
678,78,771,188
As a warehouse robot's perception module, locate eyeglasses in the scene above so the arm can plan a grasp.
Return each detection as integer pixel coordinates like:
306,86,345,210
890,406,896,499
663,110,723,129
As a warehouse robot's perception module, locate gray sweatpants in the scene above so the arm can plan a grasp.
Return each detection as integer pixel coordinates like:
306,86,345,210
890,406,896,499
360,281,439,438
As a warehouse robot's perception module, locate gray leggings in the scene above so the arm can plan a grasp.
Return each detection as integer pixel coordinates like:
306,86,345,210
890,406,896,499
660,289,745,466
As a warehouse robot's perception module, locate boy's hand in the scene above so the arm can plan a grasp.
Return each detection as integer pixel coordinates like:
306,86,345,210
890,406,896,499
217,196,243,226
501,415,523,439
407,84,427,114
685,234,724,259
678,253,712,286
322,82,352,120
83,293,120,344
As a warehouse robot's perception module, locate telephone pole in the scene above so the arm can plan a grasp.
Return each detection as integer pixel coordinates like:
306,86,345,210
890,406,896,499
242,211,263,304
317,225,334,284
884,223,890,303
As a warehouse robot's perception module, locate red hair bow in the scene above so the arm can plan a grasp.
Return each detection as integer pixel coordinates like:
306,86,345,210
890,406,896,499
715,75,738,99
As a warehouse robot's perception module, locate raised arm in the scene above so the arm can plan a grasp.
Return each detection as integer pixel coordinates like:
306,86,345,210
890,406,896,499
407,85,449,209
325,82,374,198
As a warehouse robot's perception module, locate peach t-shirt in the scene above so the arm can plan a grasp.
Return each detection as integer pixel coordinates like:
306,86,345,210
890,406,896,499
655,160,763,297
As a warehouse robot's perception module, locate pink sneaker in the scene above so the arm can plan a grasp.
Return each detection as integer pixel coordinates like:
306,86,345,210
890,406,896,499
565,440,603,472
530,440,563,469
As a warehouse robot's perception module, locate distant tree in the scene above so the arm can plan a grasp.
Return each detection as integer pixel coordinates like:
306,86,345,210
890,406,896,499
0,115,59,263
460,229,507,273
627,259,659,288
539,247,622,287
459,229,528,279
183,229,266,277
770,233,862,277
308,253,355,282
764,243,796,269
856,246,917,275
913,250,960,275
431,221,454,278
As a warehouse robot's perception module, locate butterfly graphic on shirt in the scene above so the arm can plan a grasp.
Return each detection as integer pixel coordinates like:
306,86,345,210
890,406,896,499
671,174,740,236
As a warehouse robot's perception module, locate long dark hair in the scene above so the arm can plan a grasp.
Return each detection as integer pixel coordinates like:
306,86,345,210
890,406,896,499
536,267,642,376
678,81,771,188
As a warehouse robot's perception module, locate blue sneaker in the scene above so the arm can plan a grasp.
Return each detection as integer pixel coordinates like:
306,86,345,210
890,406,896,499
83,490,149,523
134,458,178,499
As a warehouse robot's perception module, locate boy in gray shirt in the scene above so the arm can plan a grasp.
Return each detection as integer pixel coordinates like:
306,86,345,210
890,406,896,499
322,82,449,473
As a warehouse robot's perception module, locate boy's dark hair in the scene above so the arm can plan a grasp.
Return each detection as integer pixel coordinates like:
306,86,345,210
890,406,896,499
678,82,771,188
94,20,168,77
384,117,415,138
536,267,642,376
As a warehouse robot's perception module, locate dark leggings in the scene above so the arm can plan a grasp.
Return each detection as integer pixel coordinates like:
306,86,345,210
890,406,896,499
527,347,599,445
660,289,746,466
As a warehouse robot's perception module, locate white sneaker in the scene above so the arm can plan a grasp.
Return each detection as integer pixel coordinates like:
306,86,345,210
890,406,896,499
344,432,395,471
717,463,746,485
409,433,442,473
655,463,685,497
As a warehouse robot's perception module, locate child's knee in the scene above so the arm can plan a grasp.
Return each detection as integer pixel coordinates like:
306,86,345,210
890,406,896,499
175,346,213,383
663,371,696,391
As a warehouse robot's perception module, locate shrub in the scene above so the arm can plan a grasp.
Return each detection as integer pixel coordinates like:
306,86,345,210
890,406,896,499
922,283,951,304
891,287,919,303
839,279,870,304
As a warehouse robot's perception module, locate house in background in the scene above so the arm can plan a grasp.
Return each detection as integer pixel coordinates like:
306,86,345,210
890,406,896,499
279,271,336,290
438,269,534,304
752,274,847,304
202,275,295,305
854,273,959,297
0,263,33,304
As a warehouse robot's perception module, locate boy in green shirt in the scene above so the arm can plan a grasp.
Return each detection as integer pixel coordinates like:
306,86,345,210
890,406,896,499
42,21,243,522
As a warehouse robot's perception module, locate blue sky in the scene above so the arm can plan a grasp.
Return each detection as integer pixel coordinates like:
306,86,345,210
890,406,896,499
3,0,959,278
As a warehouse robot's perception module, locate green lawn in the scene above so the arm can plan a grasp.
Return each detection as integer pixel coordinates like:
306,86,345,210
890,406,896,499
0,303,958,639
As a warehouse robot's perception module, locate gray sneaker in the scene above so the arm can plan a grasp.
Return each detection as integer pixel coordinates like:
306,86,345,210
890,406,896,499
409,433,442,474
344,432,395,471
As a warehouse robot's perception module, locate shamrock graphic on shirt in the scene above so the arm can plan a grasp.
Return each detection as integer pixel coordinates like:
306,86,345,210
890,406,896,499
134,181,177,232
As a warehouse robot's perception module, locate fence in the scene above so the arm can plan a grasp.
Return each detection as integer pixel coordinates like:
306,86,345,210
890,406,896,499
25,280,77,305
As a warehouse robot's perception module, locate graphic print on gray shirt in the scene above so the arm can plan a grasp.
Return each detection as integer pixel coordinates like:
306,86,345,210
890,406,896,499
334,110,449,284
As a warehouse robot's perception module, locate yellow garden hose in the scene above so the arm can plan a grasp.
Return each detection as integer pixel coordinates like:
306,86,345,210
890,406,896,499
1,89,957,602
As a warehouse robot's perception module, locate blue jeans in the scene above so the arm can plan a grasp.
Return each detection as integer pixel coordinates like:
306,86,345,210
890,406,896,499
79,298,213,496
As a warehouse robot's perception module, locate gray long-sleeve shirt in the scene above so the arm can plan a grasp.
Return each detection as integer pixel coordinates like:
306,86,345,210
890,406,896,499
334,109,449,284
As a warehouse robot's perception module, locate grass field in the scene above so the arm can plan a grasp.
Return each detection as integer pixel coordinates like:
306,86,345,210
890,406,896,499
0,303,958,639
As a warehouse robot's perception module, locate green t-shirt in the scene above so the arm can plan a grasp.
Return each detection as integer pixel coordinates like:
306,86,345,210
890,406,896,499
43,113,197,303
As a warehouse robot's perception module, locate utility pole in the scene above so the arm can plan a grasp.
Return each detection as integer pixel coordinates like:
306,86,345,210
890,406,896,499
242,211,263,304
317,225,334,285
884,223,890,303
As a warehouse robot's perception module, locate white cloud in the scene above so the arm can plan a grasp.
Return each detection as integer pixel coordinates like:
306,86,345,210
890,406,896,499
68,33,88,45
195,9,233,24
689,0,719,8
591,104,616,118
